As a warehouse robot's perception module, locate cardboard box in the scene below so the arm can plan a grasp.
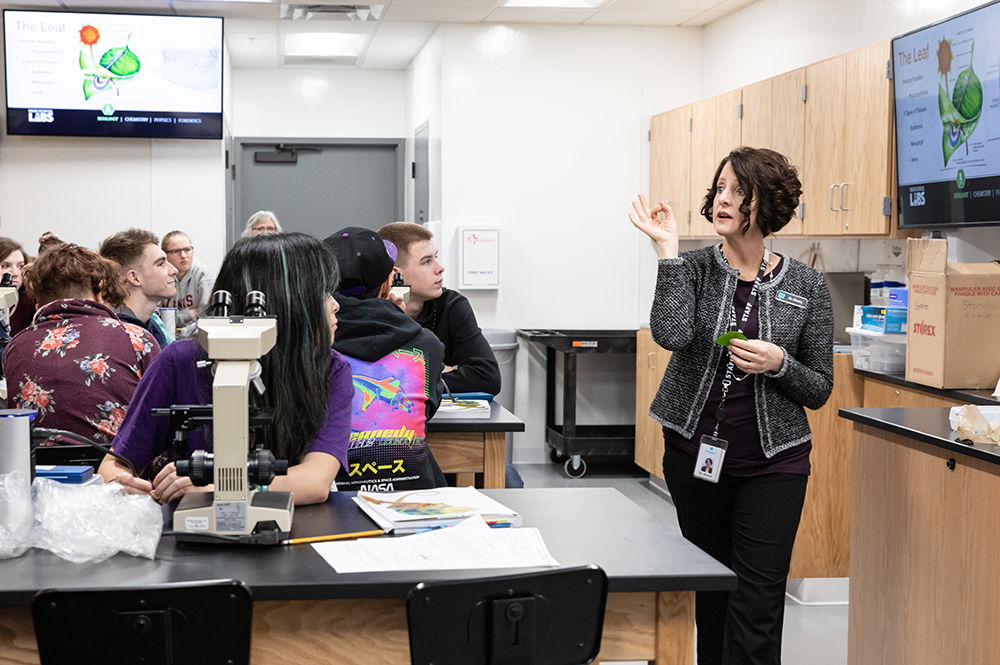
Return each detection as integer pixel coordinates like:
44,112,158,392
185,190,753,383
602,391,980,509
905,238,1000,389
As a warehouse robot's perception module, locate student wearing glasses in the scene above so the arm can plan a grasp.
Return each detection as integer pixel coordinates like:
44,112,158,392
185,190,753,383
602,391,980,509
161,231,215,338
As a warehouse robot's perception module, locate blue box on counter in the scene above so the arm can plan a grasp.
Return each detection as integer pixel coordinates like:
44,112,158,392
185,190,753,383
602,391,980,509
34,465,93,484
860,305,908,333
888,288,908,309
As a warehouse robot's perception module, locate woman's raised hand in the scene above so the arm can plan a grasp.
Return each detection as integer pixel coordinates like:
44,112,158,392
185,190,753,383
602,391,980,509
628,194,679,259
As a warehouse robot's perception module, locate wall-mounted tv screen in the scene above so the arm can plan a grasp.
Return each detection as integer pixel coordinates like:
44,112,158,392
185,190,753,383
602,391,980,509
3,10,222,139
893,0,1000,228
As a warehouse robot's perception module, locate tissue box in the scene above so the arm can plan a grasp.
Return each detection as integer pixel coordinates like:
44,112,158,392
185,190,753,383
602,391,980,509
859,306,908,333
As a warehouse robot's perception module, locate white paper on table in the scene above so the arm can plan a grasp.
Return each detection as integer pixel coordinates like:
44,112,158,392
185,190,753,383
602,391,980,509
311,515,559,573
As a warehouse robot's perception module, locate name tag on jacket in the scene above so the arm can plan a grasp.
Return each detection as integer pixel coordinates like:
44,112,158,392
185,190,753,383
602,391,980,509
775,290,808,309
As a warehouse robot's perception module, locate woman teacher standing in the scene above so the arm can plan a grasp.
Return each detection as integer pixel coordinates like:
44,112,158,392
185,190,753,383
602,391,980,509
629,147,833,665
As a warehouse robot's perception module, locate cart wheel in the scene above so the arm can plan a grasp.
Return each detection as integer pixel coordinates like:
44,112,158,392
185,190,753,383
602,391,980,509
564,457,587,479
549,449,568,464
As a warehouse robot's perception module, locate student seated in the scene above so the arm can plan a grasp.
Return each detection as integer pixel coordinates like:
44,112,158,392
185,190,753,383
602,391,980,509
99,228,177,348
379,222,523,488
3,244,160,443
98,233,352,506
378,222,500,394
324,227,447,492
159,230,215,338
243,210,282,237
0,237,34,345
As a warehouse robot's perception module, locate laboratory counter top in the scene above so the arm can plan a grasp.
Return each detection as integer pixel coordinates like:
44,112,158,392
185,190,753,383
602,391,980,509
854,369,999,405
839,407,1000,466
426,401,524,433
0,488,734,606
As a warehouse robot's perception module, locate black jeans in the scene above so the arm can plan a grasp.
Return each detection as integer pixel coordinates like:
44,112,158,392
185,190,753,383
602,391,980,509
662,444,808,665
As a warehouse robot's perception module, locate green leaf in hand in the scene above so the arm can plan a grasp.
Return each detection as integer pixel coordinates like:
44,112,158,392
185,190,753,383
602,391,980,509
715,331,748,347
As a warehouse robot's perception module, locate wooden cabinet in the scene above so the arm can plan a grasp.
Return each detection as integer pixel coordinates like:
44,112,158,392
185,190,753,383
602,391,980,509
741,69,806,236
634,328,671,479
862,376,964,409
649,106,691,236
803,41,892,235
788,353,864,579
649,40,898,238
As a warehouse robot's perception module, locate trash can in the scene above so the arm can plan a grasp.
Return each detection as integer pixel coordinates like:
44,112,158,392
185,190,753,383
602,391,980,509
482,328,518,461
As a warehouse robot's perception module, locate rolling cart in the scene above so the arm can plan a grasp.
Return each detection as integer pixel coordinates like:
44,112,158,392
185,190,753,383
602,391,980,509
516,329,637,478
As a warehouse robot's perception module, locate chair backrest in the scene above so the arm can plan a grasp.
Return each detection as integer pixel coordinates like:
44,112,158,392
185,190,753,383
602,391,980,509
406,565,607,665
33,579,252,665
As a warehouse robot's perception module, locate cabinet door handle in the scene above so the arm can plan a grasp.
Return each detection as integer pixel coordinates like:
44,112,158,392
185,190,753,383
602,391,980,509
829,183,841,211
840,182,850,211
647,352,656,369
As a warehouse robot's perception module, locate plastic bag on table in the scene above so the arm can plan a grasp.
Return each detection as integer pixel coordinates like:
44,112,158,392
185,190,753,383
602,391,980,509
31,477,162,563
950,405,1000,445
0,471,33,559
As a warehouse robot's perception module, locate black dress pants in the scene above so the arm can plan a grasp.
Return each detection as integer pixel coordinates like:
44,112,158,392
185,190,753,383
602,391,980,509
662,444,808,665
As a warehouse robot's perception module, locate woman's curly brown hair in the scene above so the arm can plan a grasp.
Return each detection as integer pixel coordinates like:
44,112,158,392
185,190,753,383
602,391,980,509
24,243,128,307
699,147,802,237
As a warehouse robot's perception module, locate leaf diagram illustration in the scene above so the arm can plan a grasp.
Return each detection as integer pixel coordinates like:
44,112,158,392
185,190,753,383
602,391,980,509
77,25,141,101
938,38,983,165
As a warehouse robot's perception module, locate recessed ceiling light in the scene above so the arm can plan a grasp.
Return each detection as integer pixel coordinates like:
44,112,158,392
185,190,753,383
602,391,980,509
284,33,367,58
503,0,602,7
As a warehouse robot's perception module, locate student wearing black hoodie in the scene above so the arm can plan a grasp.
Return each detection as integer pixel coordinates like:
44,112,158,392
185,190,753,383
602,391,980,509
324,227,447,492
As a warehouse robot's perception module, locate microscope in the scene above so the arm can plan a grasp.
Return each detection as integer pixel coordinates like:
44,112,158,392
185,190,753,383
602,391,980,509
0,272,17,333
168,290,294,544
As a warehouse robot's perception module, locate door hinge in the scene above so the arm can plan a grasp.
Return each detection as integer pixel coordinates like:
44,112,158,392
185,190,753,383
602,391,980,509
411,162,416,178
882,196,892,216
798,201,804,220
688,117,693,132
885,59,893,80
687,210,691,225
647,129,651,142
801,84,807,103
737,103,743,119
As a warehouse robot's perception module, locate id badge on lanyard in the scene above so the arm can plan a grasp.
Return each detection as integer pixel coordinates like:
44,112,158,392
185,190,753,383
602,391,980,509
693,249,769,483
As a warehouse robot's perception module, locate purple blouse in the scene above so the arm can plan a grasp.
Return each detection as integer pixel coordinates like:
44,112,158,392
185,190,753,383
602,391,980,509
111,339,352,475
664,258,812,476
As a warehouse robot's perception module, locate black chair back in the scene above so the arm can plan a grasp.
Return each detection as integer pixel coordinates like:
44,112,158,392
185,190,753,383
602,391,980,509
407,565,607,665
33,579,252,665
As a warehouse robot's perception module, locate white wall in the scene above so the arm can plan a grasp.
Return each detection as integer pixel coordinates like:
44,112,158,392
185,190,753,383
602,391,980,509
406,23,703,463
230,68,407,138
702,0,1000,263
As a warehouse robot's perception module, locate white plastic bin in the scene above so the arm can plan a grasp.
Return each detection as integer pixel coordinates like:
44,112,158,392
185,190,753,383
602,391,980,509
845,326,907,374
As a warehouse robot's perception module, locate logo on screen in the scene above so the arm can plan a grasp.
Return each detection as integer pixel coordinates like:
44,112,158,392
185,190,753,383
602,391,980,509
27,109,54,123
908,187,926,207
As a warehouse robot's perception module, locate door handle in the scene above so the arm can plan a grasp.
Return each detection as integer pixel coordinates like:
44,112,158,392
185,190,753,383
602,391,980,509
647,352,655,369
829,183,841,211
840,182,850,211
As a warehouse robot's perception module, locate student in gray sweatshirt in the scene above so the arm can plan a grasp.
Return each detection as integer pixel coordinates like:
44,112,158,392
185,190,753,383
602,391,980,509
160,230,214,338
629,147,833,665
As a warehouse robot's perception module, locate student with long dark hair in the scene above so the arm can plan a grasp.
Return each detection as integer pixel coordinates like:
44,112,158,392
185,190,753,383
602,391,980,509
98,233,352,506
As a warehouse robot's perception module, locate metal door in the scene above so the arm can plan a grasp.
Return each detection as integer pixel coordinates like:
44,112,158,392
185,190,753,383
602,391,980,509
232,138,405,244
413,122,429,223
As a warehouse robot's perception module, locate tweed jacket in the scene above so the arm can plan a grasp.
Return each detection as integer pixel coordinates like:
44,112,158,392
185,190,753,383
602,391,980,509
649,244,834,458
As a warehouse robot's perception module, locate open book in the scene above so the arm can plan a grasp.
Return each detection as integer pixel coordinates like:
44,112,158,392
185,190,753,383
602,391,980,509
435,398,491,418
353,487,522,534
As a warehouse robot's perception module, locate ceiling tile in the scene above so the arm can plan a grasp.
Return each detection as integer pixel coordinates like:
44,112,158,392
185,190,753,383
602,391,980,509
382,6,493,21
681,7,727,26
391,0,499,7
586,9,700,25
61,0,170,10
361,32,432,67
174,1,282,19
375,20,438,36
484,7,599,23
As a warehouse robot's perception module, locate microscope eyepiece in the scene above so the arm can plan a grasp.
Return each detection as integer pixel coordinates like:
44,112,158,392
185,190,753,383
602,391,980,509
0,273,13,288
209,290,232,317
244,291,267,317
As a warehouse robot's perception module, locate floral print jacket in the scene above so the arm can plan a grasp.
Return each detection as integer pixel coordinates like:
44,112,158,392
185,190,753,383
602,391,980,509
2,299,160,442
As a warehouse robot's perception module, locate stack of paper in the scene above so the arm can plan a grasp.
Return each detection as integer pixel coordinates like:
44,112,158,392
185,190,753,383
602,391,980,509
353,487,521,534
435,398,491,418
312,515,559,573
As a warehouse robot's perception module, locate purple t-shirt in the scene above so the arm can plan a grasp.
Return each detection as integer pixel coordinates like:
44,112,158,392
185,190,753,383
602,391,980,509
111,339,352,474
665,258,812,476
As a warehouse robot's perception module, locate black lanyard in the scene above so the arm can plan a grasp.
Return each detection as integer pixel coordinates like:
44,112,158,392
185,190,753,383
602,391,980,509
713,249,770,437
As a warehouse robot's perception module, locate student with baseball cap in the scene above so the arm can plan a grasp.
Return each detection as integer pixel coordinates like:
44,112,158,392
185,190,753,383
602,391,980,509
323,227,446,491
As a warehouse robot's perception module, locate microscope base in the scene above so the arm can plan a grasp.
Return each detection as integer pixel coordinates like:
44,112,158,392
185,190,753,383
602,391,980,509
173,490,294,539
